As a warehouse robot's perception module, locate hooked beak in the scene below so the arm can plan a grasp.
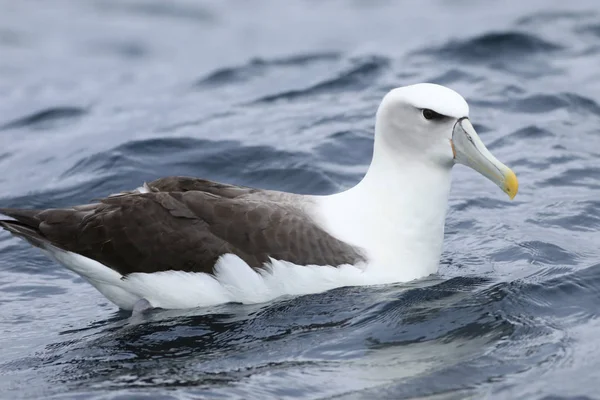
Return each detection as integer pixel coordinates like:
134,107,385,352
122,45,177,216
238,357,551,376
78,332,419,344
451,118,518,200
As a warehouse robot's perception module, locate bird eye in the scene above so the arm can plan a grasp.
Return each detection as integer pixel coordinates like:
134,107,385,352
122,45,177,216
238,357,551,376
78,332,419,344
422,109,444,121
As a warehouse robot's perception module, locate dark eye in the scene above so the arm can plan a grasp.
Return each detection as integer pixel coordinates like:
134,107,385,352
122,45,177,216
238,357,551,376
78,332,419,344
422,109,444,121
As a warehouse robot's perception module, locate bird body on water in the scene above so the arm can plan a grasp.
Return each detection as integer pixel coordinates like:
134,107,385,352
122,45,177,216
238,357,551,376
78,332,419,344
0,83,518,310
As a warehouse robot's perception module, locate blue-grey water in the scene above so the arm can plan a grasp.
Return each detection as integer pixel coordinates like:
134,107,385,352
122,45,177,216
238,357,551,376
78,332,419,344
1,1,600,399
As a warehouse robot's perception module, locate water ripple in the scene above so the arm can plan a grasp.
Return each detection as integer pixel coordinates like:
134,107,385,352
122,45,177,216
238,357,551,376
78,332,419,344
472,92,600,115
1,2,600,399
424,31,562,62
488,125,554,149
250,55,390,103
541,167,600,189
195,52,340,88
0,107,87,131
97,0,215,23
528,200,600,232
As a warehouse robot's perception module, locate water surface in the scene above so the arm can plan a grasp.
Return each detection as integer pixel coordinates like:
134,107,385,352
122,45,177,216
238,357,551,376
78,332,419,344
1,1,600,399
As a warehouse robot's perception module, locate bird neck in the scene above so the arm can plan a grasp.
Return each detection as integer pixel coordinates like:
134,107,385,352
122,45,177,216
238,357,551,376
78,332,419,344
318,141,453,280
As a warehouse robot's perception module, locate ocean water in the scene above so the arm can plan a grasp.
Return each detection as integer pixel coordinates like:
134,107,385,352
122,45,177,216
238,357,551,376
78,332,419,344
1,0,600,398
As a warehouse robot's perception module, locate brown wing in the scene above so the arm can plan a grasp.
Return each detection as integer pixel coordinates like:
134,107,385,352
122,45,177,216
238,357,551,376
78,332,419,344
0,180,365,276
146,176,259,197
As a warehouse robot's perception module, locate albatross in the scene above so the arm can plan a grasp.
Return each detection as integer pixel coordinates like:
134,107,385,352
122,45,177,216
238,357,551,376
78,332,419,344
0,83,518,310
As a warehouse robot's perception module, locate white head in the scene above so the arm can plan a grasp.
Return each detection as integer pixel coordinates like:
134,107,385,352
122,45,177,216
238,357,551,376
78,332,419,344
373,83,518,199
318,83,518,279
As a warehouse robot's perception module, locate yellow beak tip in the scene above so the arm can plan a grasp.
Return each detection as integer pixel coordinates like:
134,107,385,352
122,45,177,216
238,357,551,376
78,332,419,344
503,170,519,200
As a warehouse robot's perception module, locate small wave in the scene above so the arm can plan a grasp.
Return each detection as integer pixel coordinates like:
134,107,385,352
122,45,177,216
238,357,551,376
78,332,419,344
353,277,512,352
62,137,237,176
472,92,600,116
428,68,481,85
349,277,491,328
517,11,594,26
424,31,562,62
0,28,24,47
516,93,600,115
577,23,600,38
507,125,554,139
540,167,600,189
453,198,511,212
0,107,87,131
491,240,578,266
0,152,11,163
488,125,555,149
244,167,337,195
250,55,389,103
520,241,579,266
529,200,600,232
315,130,373,166
57,137,333,201
117,137,236,157
510,263,600,319
195,52,340,88
97,0,214,23
512,154,582,170
89,40,148,59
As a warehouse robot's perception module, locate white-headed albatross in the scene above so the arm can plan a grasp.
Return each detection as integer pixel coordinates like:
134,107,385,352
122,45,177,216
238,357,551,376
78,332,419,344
0,83,518,310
